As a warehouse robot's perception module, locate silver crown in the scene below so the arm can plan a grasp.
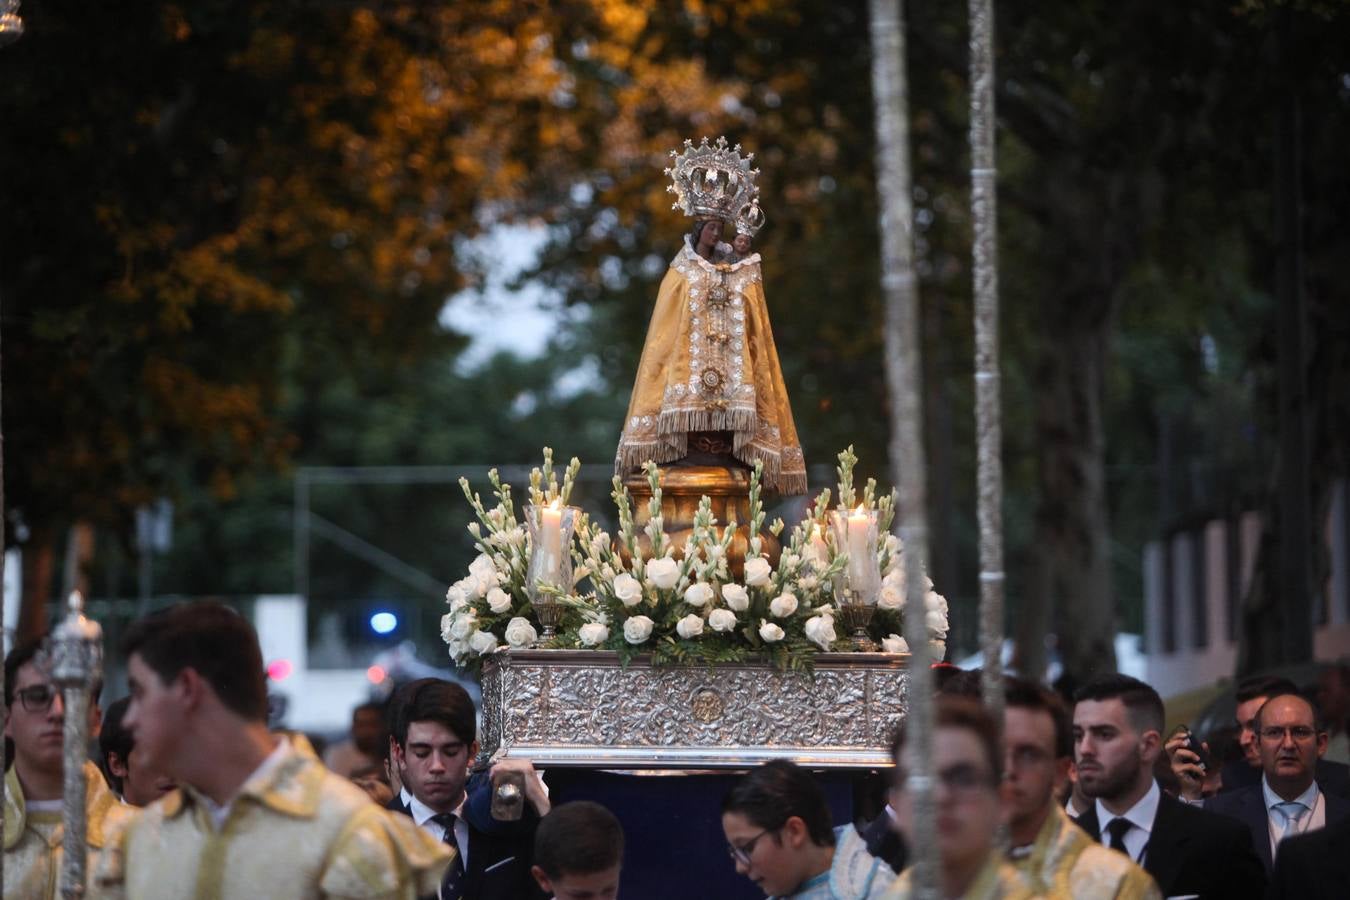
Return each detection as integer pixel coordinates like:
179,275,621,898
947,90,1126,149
665,136,762,226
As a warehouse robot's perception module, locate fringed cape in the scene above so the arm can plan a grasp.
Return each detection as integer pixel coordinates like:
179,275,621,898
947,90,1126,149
615,240,807,495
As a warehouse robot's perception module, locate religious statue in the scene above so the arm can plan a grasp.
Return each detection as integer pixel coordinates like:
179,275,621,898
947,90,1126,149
614,137,807,496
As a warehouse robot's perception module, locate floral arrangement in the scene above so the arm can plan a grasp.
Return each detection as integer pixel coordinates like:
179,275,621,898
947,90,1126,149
442,447,950,673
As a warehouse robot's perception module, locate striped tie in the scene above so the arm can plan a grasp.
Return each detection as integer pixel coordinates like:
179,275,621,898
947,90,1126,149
433,813,466,900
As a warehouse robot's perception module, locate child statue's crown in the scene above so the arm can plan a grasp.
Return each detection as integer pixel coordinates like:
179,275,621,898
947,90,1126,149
665,136,763,235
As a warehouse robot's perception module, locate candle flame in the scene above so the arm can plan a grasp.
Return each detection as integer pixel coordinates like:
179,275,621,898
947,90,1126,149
854,503,866,515
549,497,561,510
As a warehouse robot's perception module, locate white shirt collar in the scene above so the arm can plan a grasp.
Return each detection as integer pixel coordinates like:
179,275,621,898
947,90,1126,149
1096,778,1161,836
400,785,465,827
1261,774,1319,812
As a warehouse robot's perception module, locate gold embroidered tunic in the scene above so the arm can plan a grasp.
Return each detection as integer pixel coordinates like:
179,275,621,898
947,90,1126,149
3,760,136,899
1009,804,1160,899
90,734,450,900
615,240,807,494
883,851,1035,899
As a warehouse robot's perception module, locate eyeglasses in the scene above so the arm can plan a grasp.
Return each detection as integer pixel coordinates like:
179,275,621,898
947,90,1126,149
1259,726,1318,743
892,763,997,797
727,827,778,866
15,684,58,713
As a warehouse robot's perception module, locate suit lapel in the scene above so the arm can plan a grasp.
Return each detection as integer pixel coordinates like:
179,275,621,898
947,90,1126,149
1323,788,1350,827
1143,791,1192,893
1077,804,1102,842
1238,787,1274,872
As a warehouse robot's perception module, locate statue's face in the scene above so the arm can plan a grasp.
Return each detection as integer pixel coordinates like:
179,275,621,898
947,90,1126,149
733,233,751,255
699,220,723,245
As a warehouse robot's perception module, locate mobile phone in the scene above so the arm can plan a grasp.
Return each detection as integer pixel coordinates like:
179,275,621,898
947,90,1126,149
1179,727,1209,773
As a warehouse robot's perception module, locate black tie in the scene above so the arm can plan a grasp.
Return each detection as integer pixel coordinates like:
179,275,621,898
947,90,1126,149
1105,817,1133,855
432,813,466,899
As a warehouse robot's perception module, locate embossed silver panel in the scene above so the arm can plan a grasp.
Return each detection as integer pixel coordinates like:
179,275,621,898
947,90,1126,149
480,650,910,769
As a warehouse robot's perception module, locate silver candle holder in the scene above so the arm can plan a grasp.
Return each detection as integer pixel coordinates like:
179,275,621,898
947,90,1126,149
829,506,881,652
524,501,579,645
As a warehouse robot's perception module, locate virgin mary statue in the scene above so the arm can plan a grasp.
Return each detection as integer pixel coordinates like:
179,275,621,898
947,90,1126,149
614,137,807,496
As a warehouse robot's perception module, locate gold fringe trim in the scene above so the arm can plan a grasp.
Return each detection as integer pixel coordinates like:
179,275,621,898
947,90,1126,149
656,405,758,436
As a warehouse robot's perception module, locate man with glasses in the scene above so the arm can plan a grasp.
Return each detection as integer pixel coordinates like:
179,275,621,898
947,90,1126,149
721,759,894,899
3,639,130,898
885,696,1028,899
1073,673,1265,898
1001,676,1158,897
1205,691,1350,873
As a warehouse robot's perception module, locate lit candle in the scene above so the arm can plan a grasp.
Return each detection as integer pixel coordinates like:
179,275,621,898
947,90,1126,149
809,523,830,566
846,504,871,595
540,499,563,582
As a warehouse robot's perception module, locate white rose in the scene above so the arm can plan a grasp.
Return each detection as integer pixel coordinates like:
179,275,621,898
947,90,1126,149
882,634,909,654
744,557,772,586
721,583,749,612
439,613,456,643
769,592,799,618
878,582,905,611
759,621,785,643
676,614,705,639
925,591,949,616
930,639,947,659
504,616,538,648
448,612,477,641
926,608,949,637
623,615,654,644
646,556,681,590
469,630,498,655
613,573,643,607
708,608,738,632
578,622,610,646
447,638,469,661
446,581,471,612
486,587,513,615
684,581,714,608
804,614,837,651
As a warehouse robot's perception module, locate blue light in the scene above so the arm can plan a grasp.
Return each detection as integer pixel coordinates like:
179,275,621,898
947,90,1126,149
370,612,398,634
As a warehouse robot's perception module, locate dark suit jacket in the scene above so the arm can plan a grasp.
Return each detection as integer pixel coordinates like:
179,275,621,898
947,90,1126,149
386,774,546,900
860,813,907,874
1265,813,1350,900
1220,757,1350,799
1078,787,1266,898
1205,781,1350,874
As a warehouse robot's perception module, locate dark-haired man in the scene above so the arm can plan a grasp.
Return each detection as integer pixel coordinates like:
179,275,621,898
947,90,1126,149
1204,691,1350,873
531,800,624,900
324,701,385,777
4,639,128,899
1073,673,1265,898
98,696,175,807
1001,676,1158,897
886,696,1027,899
722,759,894,899
99,601,450,898
386,677,549,900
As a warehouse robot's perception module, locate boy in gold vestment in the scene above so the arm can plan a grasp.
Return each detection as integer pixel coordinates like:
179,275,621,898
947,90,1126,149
89,602,451,899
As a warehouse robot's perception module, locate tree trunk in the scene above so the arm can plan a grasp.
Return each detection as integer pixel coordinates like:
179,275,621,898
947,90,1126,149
1030,323,1118,691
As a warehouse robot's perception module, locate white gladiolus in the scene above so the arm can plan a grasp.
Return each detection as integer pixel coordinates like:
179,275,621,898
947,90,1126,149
708,608,738,632
676,614,705,639
721,583,750,612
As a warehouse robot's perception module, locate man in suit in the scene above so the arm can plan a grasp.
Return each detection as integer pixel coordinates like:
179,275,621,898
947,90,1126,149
1073,673,1266,898
386,677,549,900
1169,675,1350,801
1205,691,1350,874
1265,813,1350,900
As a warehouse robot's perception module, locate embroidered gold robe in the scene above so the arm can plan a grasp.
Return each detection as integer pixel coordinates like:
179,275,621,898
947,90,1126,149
615,241,807,494
884,850,1035,899
3,760,135,899
89,734,450,900
1010,804,1160,899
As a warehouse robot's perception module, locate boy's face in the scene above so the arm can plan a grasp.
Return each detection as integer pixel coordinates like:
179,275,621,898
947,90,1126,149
733,233,751,254
531,864,621,900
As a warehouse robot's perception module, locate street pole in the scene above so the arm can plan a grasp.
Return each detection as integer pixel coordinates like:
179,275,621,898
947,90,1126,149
868,0,936,896
968,0,1005,717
